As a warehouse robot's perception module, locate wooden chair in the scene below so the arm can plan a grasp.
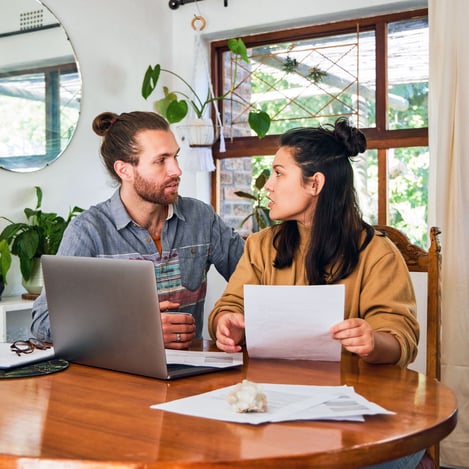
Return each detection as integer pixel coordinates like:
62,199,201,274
374,225,442,468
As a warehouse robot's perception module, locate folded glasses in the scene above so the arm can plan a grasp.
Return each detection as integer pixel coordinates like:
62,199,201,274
10,338,52,356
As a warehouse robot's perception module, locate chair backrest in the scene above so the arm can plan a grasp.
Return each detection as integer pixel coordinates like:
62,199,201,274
373,225,442,381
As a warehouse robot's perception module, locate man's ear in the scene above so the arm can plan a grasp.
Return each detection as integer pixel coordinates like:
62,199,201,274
114,160,132,181
309,172,325,196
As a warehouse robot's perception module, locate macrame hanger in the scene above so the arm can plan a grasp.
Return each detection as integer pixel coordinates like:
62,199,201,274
191,15,226,153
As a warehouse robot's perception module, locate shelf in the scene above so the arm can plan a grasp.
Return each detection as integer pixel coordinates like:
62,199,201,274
0,296,35,342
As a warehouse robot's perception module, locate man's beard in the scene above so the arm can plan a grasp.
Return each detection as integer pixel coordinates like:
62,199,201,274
134,171,180,205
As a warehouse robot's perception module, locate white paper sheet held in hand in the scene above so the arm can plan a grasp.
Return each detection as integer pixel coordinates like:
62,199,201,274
244,284,344,361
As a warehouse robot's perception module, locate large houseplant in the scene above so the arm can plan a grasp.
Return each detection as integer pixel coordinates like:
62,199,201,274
0,186,83,293
141,38,271,140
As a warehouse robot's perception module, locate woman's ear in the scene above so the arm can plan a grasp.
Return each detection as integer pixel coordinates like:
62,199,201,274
309,172,325,196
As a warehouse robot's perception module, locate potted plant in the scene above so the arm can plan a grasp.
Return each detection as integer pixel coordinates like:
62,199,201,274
235,168,275,232
0,186,83,294
141,38,271,141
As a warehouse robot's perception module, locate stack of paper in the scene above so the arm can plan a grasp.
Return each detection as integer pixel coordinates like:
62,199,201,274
151,383,394,424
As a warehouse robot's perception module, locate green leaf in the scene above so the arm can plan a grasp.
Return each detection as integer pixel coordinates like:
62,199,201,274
154,87,179,118
34,186,43,210
141,64,161,100
234,191,257,201
0,239,11,283
248,111,271,139
0,223,26,242
255,168,270,190
257,206,272,228
19,255,34,281
165,99,189,123
228,38,249,63
14,230,39,260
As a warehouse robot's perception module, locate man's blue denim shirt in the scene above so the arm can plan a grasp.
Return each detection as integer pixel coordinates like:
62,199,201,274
30,190,244,342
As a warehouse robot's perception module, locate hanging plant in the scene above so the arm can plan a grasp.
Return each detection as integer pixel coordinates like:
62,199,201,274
141,38,271,139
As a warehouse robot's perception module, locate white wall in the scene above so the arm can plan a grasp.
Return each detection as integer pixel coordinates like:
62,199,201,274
0,0,426,296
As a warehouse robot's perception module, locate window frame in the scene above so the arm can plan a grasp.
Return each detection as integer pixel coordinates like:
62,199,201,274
209,8,428,225
0,61,78,160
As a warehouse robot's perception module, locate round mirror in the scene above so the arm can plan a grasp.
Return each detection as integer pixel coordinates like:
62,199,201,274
0,0,81,172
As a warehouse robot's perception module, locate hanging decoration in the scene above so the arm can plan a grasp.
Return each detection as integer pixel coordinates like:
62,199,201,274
177,14,225,172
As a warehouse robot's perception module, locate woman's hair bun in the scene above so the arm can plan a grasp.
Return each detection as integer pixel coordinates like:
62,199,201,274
334,117,367,157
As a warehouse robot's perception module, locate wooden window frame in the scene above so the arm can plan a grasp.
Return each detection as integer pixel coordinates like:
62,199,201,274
209,8,428,225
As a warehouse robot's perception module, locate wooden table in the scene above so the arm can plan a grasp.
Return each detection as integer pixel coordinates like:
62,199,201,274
0,341,457,468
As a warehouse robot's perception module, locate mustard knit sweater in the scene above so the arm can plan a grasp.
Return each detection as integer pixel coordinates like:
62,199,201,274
208,224,419,367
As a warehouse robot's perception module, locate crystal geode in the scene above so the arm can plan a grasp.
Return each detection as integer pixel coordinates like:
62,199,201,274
226,379,267,413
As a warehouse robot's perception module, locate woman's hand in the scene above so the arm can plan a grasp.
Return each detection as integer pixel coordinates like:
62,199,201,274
330,318,401,364
160,300,196,349
215,312,245,353
330,318,374,357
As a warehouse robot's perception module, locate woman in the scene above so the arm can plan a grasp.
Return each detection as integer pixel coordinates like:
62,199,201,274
209,118,419,368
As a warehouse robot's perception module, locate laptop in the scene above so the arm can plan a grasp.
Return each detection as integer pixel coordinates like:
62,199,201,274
41,255,241,380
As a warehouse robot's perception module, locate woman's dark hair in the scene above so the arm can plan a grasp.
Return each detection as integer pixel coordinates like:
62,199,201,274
273,117,373,284
92,111,170,183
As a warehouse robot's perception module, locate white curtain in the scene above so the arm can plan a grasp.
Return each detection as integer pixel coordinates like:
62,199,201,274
429,1,469,466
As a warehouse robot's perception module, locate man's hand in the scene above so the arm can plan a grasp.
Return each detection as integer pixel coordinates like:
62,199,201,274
160,300,195,349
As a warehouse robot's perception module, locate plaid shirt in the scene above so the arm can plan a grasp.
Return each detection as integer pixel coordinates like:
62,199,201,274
31,190,244,342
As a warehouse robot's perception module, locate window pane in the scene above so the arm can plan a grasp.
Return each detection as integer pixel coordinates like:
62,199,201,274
387,18,428,129
355,149,378,225
222,29,376,136
0,73,46,156
388,146,429,246
220,156,273,234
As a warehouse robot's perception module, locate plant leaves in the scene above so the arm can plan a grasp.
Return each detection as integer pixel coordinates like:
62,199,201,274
34,186,43,210
248,111,271,139
257,206,272,228
141,64,161,100
255,168,270,190
0,239,11,283
234,191,257,201
166,99,189,123
228,38,249,63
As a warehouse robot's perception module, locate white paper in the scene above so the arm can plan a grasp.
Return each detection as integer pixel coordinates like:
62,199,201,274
151,383,394,424
165,349,243,368
244,285,344,361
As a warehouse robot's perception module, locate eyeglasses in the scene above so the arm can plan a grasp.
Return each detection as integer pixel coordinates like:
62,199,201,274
10,338,52,356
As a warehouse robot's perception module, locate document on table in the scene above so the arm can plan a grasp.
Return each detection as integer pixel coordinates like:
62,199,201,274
244,284,344,361
151,383,394,424
165,350,243,368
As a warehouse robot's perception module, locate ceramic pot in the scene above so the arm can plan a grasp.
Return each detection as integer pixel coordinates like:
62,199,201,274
178,118,215,147
22,257,44,295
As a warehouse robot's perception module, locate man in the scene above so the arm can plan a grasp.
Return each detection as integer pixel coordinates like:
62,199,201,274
31,111,244,349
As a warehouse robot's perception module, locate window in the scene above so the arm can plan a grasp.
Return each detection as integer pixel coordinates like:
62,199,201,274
0,63,80,171
211,9,429,247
